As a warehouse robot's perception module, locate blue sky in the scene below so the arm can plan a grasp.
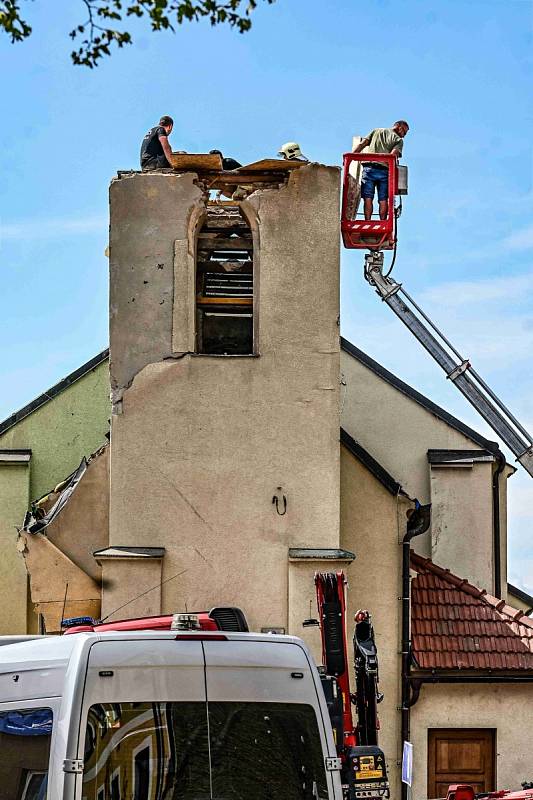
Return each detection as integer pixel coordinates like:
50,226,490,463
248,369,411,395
1,0,532,591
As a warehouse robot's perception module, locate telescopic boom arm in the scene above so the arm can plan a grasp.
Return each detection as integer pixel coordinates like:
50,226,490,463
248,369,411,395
364,252,533,478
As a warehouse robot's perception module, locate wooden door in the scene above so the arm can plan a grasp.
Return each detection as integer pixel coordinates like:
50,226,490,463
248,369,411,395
428,729,495,798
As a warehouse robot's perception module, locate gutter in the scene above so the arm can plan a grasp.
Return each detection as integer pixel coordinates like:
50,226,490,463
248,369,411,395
400,501,431,800
409,674,533,687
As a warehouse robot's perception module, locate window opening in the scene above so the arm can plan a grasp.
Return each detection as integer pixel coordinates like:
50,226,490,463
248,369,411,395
196,205,254,355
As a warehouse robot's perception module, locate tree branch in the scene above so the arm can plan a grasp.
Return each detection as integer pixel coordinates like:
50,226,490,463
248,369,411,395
1,0,274,67
69,0,274,67
0,0,32,42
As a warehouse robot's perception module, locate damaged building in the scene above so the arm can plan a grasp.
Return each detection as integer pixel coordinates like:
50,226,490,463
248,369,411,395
2,155,533,797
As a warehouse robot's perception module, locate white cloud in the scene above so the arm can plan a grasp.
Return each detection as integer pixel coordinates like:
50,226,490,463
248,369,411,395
509,482,533,521
503,223,533,252
419,271,533,306
0,214,107,242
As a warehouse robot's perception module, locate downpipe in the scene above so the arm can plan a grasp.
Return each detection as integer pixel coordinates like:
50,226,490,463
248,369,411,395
492,452,505,599
401,502,431,800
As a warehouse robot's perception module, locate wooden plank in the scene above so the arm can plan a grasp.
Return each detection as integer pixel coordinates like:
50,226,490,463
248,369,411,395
169,152,223,170
197,261,252,273
203,218,248,230
197,236,252,250
197,251,252,260
197,297,253,306
239,158,307,172
202,174,284,185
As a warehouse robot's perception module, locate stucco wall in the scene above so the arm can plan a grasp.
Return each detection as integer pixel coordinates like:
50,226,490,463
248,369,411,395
107,166,341,633
340,445,414,798
99,557,163,621
44,446,109,581
340,350,510,595
411,682,533,798
340,350,485,506
430,462,494,590
0,463,30,633
20,532,101,633
109,173,203,403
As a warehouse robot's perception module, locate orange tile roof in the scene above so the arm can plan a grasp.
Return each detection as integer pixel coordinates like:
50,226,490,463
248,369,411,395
410,552,533,671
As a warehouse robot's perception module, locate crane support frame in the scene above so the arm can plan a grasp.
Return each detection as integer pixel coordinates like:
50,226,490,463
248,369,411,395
314,572,390,800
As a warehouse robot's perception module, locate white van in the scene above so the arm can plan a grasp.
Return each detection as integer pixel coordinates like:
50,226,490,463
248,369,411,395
0,630,343,800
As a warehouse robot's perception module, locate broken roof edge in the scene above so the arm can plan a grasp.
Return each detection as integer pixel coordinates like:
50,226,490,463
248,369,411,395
340,427,412,500
0,348,109,437
23,442,108,531
22,457,88,535
341,337,503,458
427,449,495,464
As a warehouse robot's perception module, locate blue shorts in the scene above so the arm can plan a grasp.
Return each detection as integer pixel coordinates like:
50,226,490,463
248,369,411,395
361,165,389,201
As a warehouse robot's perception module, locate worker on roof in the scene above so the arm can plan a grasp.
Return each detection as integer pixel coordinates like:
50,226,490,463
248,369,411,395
278,142,309,162
353,121,409,220
140,116,174,171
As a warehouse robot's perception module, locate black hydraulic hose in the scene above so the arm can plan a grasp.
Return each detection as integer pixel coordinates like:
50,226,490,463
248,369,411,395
384,199,402,278
384,238,397,278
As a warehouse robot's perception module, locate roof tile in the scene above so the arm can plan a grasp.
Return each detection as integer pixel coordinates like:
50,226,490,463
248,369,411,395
410,552,533,672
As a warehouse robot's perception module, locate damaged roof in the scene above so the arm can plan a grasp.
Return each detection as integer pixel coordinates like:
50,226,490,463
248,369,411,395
22,444,107,534
411,552,533,671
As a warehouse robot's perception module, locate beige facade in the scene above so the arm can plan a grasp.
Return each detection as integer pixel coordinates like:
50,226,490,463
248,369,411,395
106,165,342,632
12,161,532,796
411,683,533,798
340,341,513,596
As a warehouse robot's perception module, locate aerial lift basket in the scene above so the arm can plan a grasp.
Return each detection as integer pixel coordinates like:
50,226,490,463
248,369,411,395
341,152,402,250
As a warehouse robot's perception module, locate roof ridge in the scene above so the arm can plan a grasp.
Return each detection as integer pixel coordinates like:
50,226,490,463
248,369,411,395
0,349,109,437
340,337,501,455
340,427,409,498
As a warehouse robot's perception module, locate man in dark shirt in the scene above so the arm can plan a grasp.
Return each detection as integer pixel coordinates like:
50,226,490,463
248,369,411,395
140,116,174,171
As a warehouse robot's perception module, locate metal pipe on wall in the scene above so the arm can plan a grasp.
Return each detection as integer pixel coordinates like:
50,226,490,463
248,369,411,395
492,452,506,599
400,502,431,800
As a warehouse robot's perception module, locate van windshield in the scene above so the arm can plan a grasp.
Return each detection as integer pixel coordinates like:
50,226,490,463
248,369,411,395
0,707,52,800
82,701,328,800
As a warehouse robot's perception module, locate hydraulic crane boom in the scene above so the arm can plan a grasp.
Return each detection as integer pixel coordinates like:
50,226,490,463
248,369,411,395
364,252,533,478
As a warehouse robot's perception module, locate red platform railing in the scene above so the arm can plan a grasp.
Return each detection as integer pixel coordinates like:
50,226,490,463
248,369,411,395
341,152,398,250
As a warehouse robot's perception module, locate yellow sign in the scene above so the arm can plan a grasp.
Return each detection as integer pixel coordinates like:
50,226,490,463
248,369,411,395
355,770,383,780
